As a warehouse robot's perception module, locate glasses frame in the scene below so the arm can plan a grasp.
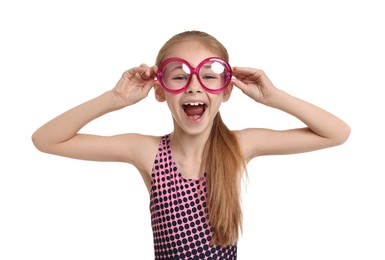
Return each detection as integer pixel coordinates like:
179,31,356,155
156,57,232,94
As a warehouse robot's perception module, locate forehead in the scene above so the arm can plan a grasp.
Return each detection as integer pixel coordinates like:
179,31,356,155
164,41,220,67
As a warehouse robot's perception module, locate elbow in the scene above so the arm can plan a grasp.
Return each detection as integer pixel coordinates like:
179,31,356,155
31,131,50,153
31,132,43,152
333,124,351,146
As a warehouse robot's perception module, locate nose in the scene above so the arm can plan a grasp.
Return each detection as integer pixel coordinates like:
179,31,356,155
185,74,203,93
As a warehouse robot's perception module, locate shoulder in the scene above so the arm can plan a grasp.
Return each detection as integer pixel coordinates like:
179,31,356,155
119,133,163,173
123,133,162,147
233,128,277,162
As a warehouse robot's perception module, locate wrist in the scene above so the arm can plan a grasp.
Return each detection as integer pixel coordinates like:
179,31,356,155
100,90,127,111
263,89,288,108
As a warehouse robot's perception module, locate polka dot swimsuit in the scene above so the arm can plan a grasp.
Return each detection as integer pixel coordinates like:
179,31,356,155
150,134,237,259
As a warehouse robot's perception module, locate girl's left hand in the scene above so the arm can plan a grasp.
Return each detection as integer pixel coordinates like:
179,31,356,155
231,67,278,105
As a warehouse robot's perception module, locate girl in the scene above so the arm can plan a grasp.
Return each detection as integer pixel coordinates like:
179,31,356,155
32,30,350,259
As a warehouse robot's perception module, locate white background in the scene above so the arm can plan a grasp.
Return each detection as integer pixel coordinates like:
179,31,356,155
1,0,384,259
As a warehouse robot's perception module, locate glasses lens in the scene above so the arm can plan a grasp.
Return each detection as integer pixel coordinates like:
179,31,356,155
161,61,191,91
198,60,228,91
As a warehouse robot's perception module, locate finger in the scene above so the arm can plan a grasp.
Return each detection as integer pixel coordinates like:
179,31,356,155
139,64,154,80
151,65,158,76
232,66,264,79
231,77,249,94
123,67,144,79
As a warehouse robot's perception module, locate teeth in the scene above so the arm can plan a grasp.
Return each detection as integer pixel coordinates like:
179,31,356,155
183,102,204,106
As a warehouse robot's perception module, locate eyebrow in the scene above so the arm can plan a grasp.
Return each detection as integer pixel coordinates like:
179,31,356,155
164,64,184,73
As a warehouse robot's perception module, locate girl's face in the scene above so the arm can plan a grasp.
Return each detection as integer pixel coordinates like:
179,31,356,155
155,40,233,136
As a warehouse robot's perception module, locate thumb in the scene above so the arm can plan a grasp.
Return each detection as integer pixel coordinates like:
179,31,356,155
143,80,155,94
231,78,248,94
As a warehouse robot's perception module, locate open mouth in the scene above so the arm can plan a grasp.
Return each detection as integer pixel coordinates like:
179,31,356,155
182,102,207,120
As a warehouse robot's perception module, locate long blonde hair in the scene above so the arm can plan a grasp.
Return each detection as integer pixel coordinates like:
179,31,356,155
155,30,246,247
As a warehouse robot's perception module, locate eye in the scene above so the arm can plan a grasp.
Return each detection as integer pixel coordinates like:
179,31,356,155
201,74,219,80
172,74,189,80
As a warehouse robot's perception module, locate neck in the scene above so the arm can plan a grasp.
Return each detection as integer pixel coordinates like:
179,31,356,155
169,130,211,179
170,130,209,158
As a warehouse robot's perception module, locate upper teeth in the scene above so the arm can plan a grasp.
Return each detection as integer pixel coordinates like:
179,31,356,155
184,102,204,106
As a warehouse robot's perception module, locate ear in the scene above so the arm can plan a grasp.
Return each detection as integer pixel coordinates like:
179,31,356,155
154,82,166,102
222,83,234,102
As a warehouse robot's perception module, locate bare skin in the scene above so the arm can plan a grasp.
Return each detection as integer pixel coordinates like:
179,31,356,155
32,42,351,193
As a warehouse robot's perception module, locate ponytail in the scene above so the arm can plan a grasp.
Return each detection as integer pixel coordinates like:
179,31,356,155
205,112,246,247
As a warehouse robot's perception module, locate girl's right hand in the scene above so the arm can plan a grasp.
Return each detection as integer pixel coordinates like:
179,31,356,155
112,64,157,108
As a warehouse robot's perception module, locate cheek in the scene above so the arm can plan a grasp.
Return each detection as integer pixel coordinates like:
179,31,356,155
165,96,181,114
209,93,226,106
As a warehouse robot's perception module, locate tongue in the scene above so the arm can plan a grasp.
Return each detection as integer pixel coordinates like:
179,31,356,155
184,105,204,116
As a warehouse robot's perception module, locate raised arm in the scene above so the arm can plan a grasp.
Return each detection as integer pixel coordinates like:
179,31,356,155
32,65,157,165
231,67,351,161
